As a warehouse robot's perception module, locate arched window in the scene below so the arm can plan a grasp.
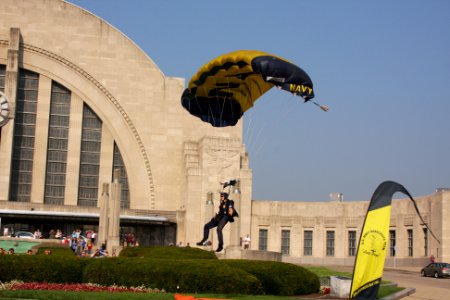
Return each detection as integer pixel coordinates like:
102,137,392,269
113,142,130,209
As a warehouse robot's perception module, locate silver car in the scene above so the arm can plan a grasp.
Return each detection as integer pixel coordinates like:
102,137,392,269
13,231,35,239
421,262,450,278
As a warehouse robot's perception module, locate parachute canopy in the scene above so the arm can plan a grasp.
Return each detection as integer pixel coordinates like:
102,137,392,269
181,50,315,127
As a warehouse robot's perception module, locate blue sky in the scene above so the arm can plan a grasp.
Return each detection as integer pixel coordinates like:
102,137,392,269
68,0,450,201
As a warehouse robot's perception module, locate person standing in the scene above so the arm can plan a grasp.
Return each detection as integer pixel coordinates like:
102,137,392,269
243,234,251,250
196,192,238,252
33,229,42,239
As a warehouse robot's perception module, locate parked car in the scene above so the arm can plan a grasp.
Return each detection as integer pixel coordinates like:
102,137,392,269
421,262,450,278
12,231,35,239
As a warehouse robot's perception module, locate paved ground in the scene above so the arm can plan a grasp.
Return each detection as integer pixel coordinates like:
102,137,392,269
382,267,449,300
327,265,450,300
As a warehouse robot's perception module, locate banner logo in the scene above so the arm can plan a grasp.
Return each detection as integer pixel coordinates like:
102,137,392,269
361,230,386,257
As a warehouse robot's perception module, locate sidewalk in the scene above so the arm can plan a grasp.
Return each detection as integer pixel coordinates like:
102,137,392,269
385,266,421,273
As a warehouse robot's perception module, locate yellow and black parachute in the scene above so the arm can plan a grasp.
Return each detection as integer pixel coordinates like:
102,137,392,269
181,50,319,127
350,181,439,300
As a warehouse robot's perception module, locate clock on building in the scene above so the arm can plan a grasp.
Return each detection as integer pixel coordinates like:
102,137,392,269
0,91,10,127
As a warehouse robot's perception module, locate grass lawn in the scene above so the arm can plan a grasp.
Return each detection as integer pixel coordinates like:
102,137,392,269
0,290,309,300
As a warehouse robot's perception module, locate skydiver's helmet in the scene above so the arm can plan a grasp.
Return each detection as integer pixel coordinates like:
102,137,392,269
220,192,229,199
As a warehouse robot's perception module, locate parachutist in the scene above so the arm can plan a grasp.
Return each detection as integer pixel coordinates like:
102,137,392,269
196,192,239,252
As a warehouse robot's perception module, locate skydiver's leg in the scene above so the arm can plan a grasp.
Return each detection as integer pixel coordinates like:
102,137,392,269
215,217,229,252
197,219,218,245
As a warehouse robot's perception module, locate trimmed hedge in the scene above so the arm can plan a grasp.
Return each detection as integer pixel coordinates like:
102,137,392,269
34,245,74,257
222,260,320,295
0,247,318,295
0,255,86,283
83,258,262,294
119,246,217,260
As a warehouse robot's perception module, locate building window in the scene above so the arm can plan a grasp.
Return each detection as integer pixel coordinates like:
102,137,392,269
113,143,130,209
44,82,71,205
326,230,335,256
423,228,428,257
9,69,39,202
390,230,396,257
281,229,290,255
78,104,102,207
304,230,313,256
258,229,268,251
348,230,356,256
407,229,413,257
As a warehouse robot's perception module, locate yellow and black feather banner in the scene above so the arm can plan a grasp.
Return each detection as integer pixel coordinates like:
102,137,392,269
350,181,439,299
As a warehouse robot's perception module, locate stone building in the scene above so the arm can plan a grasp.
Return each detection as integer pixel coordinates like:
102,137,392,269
0,0,448,266
0,0,252,248
252,190,449,266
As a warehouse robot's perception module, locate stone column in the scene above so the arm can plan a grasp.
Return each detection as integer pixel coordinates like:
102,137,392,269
97,183,109,248
107,168,122,255
0,28,20,201
64,94,83,206
30,76,51,204
5,28,19,113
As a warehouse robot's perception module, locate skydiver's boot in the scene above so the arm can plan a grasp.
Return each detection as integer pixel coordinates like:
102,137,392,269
196,240,206,246
215,244,223,252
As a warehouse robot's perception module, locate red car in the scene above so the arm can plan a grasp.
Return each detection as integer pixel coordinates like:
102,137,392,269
421,262,450,278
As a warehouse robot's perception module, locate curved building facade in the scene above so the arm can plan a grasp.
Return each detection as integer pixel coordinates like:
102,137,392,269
0,0,252,248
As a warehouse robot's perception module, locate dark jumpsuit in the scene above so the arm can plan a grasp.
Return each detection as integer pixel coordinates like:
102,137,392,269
201,198,236,247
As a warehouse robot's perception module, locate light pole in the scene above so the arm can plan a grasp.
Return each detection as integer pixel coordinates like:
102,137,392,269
231,180,241,247
206,192,214,249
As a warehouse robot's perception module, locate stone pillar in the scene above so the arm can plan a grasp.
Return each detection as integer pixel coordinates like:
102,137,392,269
107,168,122,255
30,76,51,204
5,28,19,113
97,183,109,247
0,28,20,201
64,94,83,206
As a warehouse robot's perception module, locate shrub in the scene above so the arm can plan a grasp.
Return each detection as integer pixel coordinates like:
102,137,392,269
34,244,74,257
119,246,217,260
83,258,262,294
0,247,319,296
221,260,320,295
0,255,86,283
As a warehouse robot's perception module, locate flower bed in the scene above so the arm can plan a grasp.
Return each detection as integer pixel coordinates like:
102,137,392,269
0,281,165,294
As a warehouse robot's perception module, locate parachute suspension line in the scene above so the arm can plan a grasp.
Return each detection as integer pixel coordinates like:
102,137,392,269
251,97,297,161
211,77,230,127
207,97,219,127
246,93,298,162
191,94,205,116
243,113,254,150
245,91,291,154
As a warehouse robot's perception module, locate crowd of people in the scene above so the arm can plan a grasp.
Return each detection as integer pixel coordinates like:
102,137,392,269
62,229,111,257
2,227,111,257
0,247,15,255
